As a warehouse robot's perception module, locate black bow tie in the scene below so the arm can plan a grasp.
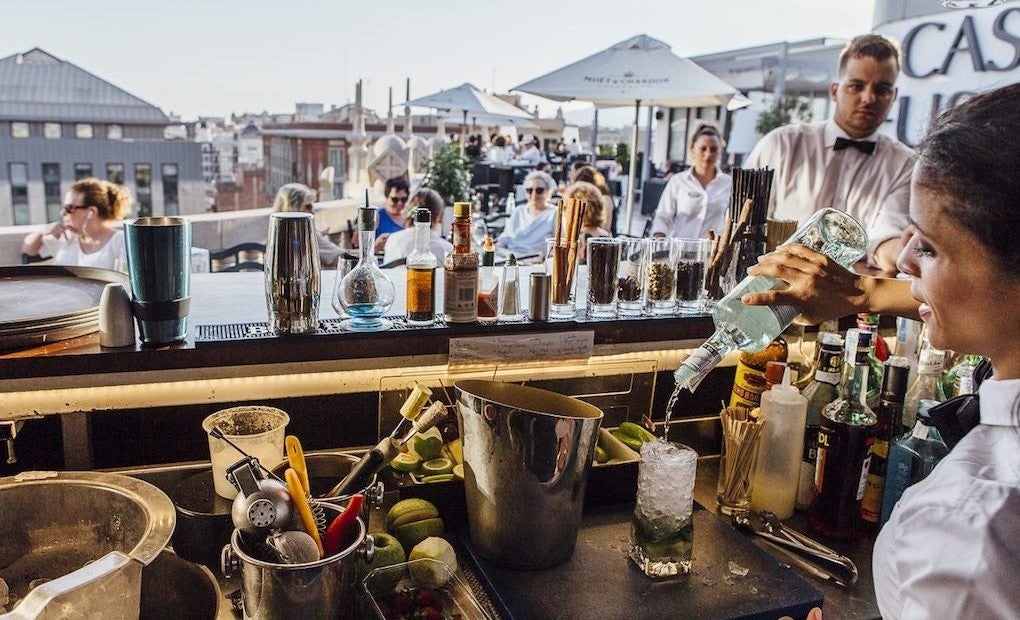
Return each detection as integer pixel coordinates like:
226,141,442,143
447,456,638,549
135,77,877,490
833,137,876,155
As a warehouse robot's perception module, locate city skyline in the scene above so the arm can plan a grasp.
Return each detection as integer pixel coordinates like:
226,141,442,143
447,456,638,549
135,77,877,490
0,0,873,127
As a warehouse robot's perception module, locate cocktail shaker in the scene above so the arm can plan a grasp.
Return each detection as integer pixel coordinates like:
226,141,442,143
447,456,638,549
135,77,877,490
265,212,320,334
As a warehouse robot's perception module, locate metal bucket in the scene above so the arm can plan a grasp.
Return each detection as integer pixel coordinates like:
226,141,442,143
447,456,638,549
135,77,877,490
221,505,372,620
455,380,603,569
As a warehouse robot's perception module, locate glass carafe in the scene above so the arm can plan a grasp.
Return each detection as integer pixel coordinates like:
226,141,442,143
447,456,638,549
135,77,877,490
333,206,395,331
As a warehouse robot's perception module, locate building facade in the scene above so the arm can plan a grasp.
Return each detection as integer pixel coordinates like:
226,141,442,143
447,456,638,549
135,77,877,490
0,48,205,226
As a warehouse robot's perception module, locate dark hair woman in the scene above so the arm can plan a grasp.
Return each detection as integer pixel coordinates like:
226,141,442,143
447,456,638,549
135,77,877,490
743,84,1020,619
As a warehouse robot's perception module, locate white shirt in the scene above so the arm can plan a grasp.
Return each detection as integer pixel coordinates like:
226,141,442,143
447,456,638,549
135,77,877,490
873,377,1020,620
515,145,542,166
497,205,556,258
382,226,453,266
487,146,510,165
744,119,914,254
40,229,127,271
651,168,731,239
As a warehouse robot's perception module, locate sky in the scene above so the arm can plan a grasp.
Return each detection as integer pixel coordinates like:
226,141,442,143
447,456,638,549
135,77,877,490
0,0,875,127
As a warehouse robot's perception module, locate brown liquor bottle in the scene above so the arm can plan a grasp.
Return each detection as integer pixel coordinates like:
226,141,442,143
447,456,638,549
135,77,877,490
730,336,788,409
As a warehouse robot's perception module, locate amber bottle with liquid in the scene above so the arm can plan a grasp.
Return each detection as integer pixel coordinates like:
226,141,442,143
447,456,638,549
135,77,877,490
730,336,789,409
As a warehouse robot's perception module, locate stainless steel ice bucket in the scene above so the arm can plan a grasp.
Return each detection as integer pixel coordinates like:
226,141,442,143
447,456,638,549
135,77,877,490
265,212,320,334
455,380,603,569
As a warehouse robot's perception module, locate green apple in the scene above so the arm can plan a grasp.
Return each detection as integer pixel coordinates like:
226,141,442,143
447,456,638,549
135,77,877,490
412,427,444,461
408,537,458,588
392,517,444,554
357,532,406,592
386,498,439,531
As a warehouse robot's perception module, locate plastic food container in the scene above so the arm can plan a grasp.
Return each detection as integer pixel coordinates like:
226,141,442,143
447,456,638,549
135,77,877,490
362,558,491,620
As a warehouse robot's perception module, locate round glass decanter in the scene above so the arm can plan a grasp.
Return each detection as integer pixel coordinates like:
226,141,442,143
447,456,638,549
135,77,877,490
333,206,395,331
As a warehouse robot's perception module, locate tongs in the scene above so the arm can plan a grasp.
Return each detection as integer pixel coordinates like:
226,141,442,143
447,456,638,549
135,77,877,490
731,511,858,586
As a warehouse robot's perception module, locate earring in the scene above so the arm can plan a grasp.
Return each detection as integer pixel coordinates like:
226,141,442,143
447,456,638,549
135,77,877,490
79,211,94,244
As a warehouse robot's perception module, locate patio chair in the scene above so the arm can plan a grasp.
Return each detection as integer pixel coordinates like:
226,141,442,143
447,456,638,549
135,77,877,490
209,242,266,272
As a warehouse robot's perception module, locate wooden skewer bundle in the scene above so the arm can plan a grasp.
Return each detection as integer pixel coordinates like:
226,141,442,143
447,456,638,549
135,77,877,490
704,167,775,298
718,405,766,506
766,219,798,253
551,198,587,304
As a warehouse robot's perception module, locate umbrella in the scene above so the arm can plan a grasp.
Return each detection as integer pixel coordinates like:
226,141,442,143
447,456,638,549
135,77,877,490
512,34,743,233
404,83,536,151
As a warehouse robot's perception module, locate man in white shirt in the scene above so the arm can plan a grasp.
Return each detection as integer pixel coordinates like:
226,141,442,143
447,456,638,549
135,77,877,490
744,34,914,272
514,135,543,166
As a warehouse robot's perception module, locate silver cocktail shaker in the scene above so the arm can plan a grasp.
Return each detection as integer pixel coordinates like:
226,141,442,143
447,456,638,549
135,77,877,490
265,212,320,334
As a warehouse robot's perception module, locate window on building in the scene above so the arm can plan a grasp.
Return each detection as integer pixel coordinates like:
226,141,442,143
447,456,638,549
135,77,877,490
10,122,29,138
42,163,62,222
44,122,61,139
75,123,93,139
162,163,179,215
9,162,29,225
107,124,123,140
135,163,152,217
106,163,125,185
74,163,93,180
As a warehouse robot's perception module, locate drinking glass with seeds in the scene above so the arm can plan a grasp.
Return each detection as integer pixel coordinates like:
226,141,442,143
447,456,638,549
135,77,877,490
643,237,676,314
673,238,712,312
586,237,621,318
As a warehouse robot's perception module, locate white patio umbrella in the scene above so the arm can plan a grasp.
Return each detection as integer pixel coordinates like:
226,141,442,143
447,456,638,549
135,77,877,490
512,34,745,233
403,83,536,152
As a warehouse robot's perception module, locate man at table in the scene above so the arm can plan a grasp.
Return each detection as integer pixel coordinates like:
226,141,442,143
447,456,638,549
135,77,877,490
514,135,543,166
743,34,913,273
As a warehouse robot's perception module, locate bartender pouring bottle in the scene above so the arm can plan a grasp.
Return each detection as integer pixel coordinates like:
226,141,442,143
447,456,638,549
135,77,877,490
744,34,913,273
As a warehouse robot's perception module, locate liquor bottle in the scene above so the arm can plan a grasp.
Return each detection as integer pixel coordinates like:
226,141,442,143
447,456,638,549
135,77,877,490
943,354,983,398
879,400,949,527
894,316,922,389
729,337,788,409
451,201,472,254
809,328,878,539
336,206,395,331
477,237,499,322
860,356,910,527
856,313,886,408
471,197,489,252
443,203,478,324
902,342,947,431
497,253,523,322
405,208,437,325
796,331,843,511
751,367,808,520
673,208,868,394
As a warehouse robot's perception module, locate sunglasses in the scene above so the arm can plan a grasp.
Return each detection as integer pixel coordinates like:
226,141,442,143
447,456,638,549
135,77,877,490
61,204,89,214
388,195,409,204
525,187,546,194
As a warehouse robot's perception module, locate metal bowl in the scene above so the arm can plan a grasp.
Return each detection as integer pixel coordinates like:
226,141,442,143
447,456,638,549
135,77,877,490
0,471,175,617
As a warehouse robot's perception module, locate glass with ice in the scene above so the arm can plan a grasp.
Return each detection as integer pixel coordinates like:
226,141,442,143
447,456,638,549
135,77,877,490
629,439,698,578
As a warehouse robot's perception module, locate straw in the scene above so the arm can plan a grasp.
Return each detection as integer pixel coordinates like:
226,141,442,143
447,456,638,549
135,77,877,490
718,405,766,505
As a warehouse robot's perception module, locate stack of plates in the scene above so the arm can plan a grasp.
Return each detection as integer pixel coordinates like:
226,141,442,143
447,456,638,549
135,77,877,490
0,265,129,351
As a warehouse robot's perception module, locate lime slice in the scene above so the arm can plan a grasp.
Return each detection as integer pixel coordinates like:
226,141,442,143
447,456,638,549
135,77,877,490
421,457,453,476
452,463,464,480
390,452,422,472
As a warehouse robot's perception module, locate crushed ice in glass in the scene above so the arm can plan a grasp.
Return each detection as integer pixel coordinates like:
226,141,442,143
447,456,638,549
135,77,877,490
636,439,697,536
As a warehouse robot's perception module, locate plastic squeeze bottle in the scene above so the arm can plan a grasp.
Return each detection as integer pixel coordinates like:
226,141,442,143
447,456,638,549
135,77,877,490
751,367,809,520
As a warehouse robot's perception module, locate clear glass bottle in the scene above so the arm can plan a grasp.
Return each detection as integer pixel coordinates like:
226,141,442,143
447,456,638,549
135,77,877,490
796,331,843,511
783,323,814,390
809,328,878,539
405,208,437,325
902,343,947,431
673,209,868,394
856,313,887,408
336,206,395,331
477,237,499,322
471,200,489,253
497,253,523,322
860,355,910,527
879,399,949,527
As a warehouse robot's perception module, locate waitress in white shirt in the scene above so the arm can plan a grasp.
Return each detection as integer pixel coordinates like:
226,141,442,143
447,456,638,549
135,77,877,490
745,84,1020,620
650,125,731,240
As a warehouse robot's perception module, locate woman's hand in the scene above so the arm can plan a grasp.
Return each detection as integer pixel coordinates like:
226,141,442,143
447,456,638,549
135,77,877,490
373,233,390,255
740,244,868,325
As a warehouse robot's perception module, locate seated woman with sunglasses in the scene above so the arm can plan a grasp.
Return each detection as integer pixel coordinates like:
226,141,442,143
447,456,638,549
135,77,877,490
496,170,557,259
21,177,130,271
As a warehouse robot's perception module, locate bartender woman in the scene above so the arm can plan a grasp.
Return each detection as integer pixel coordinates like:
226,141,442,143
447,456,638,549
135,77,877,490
745,84,1020,619
650,125,731,240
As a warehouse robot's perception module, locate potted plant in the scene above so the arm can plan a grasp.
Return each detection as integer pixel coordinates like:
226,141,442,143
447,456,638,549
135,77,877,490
422,144,471,204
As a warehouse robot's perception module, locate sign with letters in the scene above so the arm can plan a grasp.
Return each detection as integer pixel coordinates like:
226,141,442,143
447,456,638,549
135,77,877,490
877,3,1020,145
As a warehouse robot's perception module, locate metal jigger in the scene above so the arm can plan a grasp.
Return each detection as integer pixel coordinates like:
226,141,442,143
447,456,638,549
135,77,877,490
265,212,321,334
